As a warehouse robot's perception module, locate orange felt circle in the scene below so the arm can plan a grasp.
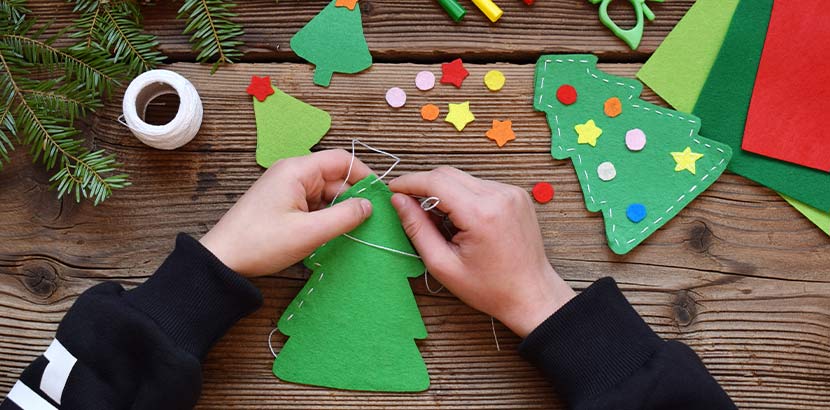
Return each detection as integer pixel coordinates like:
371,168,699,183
421,104,440,121
604,97,622,117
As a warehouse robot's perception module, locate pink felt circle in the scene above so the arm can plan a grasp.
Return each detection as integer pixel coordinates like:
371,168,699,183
625,128,647,151
415,71,435,91
385,87,407,108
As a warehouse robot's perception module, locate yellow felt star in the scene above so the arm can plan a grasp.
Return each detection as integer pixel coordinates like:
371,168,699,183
574,119,602,147
671,147,704,174
445,102,475,131
335,0,358,10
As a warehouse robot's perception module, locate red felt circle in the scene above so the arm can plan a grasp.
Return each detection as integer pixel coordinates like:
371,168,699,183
556,85,578,105
532,182,554,204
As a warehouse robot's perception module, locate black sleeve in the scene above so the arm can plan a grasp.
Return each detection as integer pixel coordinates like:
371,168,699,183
519,277,735,410
1,234,262,410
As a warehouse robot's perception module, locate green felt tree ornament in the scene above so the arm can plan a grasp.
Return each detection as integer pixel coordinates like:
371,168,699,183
247,76,331,167
534,55,733,254
290,0,373,87
273,175,429,392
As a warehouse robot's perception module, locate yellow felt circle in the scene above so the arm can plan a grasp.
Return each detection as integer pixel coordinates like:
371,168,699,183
484,70,506,91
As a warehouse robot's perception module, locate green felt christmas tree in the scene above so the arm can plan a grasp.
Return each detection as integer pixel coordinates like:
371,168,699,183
290,0,373,87
247,76,331,167
273,175,429,392
534,55,733,254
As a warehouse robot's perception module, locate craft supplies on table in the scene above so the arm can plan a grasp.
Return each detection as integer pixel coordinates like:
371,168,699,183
120,69,203,150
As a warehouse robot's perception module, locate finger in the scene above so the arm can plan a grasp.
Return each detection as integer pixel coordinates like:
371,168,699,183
308,149,374,184
388,168,478,228
390,193,460,278
304,197,373,246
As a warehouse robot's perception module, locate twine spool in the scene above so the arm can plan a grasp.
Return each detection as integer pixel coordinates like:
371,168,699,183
120,69,203,150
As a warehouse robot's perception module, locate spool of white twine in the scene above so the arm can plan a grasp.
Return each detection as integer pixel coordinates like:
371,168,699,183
120,69,203,150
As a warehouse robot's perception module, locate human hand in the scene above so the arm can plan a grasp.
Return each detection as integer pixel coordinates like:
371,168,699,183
389,167,575,337
200,150,374,277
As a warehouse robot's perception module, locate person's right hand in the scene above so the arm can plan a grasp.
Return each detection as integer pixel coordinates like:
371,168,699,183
389,167,575,337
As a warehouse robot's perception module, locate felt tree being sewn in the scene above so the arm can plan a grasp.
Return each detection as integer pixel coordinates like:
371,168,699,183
290,0,373,87
534,55,733,254
247,76,331,168
273,175,429,392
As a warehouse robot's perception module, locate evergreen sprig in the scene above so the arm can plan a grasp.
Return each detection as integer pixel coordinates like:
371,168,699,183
177,0,244,73
70,0,166,76
0,5,130,204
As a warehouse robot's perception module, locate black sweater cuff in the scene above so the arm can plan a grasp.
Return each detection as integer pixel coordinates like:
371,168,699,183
124,233,263,360
518,277,663,406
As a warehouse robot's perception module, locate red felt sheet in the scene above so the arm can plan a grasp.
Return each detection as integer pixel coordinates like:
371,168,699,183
742,0,830,172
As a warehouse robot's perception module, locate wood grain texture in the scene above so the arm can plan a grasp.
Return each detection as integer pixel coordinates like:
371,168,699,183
24,0,695,61
2,60,829,409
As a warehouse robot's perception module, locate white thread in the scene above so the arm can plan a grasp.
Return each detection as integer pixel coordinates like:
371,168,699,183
342,233,421,259
419,196,441,212
491,317,501,352
268,327,280,358
332,139,401,205
120,70,202,150
425,270,444,294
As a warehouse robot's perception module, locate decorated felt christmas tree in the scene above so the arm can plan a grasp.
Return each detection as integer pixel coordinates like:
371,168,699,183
246,76,331,168
273,175,429,392
290,0,373,87
534,55,733,254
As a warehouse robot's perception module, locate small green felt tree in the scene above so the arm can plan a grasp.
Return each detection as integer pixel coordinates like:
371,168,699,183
534,55,733,254
247,76,331,167
273,175,429,392
290,0,373,87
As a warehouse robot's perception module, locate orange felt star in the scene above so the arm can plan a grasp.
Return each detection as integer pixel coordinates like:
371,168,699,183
486,120,516,147
246,75,274,102
335,0,358,10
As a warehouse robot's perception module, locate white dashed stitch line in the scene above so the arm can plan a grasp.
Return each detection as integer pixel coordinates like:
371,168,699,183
357,187,367,194
307,287,315,295
313,262,321,267
541,77,545,89
537,57,729,250
319,272,325,281
298,300,304,308
689,185,698,193
309,252,317,259
287,313,294,321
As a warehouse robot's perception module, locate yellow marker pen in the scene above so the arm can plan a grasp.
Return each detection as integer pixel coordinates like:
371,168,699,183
471,0,503,22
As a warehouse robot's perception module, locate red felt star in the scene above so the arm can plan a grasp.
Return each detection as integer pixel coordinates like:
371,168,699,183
335,0,358,10
247,75,274,102
440,58,469,88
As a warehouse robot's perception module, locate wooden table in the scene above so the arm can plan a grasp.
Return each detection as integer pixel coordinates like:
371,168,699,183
2,1,829,408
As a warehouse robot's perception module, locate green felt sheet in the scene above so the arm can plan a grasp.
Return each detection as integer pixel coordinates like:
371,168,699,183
534,55,732,254
638,0,830,234
273,175,429,392
637,0,740,113
290,0,373,87
253,82,331,168
783,196,830,235
694,0,830,212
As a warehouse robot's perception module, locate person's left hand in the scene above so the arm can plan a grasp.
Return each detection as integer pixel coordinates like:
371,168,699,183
200,149,374,277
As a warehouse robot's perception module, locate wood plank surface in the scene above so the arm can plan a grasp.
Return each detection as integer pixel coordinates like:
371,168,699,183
25,0,695,61
3,1,830,409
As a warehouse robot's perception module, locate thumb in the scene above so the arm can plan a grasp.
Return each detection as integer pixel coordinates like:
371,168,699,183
390,193,458,276
305,198,373,245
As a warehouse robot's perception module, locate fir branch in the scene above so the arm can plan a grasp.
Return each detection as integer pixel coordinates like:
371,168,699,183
177,0,244,73
0,35,129,204
71,0,165,76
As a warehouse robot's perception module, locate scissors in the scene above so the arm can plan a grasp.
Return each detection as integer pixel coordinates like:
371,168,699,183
588,0,665,50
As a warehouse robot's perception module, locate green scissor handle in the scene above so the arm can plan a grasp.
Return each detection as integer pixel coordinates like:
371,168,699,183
589,0,664,50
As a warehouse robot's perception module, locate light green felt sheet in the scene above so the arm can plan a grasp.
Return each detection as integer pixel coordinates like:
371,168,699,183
534,55,732,255
290,0,373,87
637,0,830,235
783,196,830,235
693,0,830,213
273,175,429,392
253,82,331,168
636,0,740,113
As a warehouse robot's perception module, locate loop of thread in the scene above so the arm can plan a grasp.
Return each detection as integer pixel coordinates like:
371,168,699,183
268,327,280,358
121,69,203,150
